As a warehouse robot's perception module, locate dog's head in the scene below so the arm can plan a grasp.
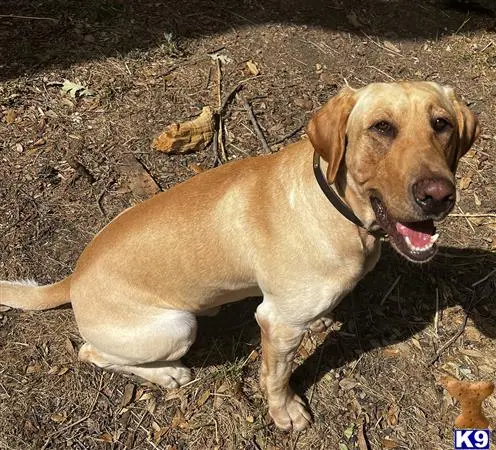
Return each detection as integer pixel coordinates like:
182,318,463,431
306,81,480,263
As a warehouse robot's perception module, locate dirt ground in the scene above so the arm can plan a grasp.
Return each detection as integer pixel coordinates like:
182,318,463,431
1,0,496,449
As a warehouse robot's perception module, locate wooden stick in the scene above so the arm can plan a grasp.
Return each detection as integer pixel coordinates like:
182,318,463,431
427,312,468,366
0,14,58,22
239,94,271,153
271,121,305,145
472,268,496,288
216,58,227,163
380,276,401,306
457,205,475,233
449,213,496,218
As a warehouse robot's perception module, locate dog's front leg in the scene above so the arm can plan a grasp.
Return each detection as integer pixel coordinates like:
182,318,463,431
255,305,312,431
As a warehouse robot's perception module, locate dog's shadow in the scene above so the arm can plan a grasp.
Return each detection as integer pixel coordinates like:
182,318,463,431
187,245,496,391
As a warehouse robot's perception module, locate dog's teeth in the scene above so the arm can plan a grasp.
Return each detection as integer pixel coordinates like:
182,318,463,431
405,236,413,250
404,235,434,252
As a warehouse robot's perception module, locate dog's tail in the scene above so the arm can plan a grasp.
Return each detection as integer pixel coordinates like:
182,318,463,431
0,276,72,310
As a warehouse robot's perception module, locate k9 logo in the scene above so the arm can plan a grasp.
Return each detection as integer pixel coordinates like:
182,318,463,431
454,429,490,450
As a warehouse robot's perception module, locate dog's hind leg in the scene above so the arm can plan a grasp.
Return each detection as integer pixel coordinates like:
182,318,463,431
78,343,192,388
77,308,197,388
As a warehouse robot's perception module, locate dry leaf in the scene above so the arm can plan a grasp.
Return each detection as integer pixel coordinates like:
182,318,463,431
5,109,16,124
473,192,482,206
120,383,135,408
460,348,484,358
61,79,93,98
411,337,422,350
383,40,401,53
135,387,145,401
383,347,401,358
339,378,360,391
459,175,472,190
0,306,11,312
386,404,400,426
50,413,66,423
381,438,399,449
171,409,188,429
217,382,230,394
152,106,214,154
26,364,42,374
147,396,157,414
464,326,483,342
96,432,114,443
137,392,154,402
197,390,211,407
246,415,254,423
187,163,203,174
154,426,169,445
246,60,260,76
58,367,69,376
64,338,75,356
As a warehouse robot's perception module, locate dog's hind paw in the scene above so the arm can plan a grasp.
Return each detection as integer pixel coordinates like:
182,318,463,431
150,363,192,388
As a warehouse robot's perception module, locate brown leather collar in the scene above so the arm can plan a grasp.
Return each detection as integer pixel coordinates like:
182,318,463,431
312,151,366,229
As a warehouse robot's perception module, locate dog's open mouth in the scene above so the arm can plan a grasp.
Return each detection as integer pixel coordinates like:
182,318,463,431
371,198,438,263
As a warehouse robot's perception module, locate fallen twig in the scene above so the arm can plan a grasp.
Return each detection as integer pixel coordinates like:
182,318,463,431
357,420,371,450
221,82,244,114
449,213,496,218
239,94,271,153
472,268,496,288
159,55,209,78
96,178,115,218
216,58,227,164
0,14,58,22
361,32,404,57
434,288,440,335
427,311,469,366
380,275,401,306
271,121,305,146
457,205,475,233
366,65,395,81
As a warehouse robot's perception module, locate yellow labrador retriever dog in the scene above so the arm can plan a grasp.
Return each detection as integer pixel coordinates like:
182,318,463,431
0,82,479,431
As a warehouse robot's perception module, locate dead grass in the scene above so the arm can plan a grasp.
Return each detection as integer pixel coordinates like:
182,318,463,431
1,0,496,449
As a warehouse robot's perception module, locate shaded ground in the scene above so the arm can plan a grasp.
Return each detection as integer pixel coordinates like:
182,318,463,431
1,0,495,449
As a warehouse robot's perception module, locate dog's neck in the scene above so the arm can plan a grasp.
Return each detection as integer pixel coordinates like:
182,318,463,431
317,156,378,233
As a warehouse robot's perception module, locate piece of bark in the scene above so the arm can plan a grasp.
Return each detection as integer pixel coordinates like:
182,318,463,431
152,106,214,154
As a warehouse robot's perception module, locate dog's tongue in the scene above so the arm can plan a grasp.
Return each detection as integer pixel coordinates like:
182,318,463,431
396,220,435,247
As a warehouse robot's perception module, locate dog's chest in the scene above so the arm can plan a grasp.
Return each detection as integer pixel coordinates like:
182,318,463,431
311,235,381,315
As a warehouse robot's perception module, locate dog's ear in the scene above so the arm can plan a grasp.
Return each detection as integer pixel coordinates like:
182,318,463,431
306,87,357,183
444,86,480,168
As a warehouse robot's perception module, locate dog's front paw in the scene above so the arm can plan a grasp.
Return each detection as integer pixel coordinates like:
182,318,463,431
269,393,312,431
309,316,333,333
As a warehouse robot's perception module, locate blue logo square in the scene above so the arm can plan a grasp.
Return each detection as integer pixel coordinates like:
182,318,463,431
454,429,490,450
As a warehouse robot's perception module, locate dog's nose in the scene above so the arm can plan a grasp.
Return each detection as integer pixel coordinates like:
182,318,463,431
412,177,456,216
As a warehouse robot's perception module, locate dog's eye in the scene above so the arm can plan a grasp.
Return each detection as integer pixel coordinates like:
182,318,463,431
432,117,451,133
371,120,395,137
